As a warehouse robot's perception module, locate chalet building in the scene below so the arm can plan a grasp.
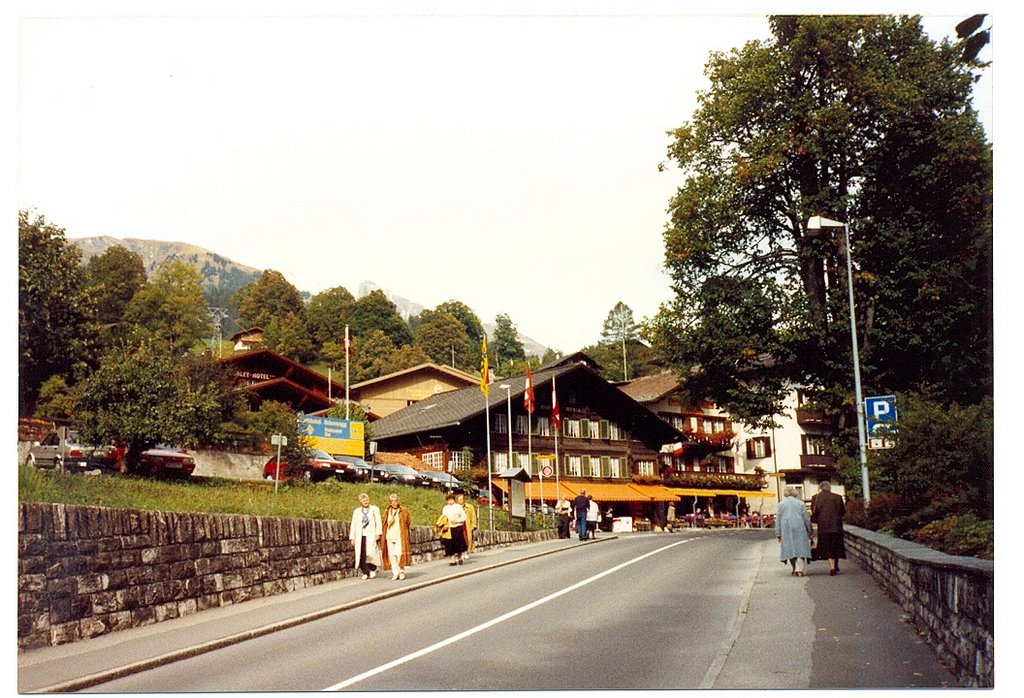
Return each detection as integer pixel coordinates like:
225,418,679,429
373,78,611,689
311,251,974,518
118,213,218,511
218,348,344,413
230,327,265,352
620,372,844,516
370,354,686,524
348,363,480,419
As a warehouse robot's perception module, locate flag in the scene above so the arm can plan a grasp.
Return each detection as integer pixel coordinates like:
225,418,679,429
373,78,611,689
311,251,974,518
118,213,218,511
343,326,352,356
480,337,490,397
524,365,535,413
551,376,561,429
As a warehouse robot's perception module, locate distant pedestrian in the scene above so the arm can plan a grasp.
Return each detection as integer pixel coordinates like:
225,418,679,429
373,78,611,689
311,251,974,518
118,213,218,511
811,481,846,576
554,496,572,538
573,489,590,540
349,493,382,580
586,496,600,539
441,493,467,565
381,493,411,581
457,492,477,559
775,486,813,577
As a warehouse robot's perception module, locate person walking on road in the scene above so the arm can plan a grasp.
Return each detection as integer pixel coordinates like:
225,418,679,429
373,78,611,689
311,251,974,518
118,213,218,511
350,493,382,579
381,492,412,581
811,480,847,576
775,486,813,577
554,496,572,538
456,492,477,560
573,489,590,541
440,493,468,565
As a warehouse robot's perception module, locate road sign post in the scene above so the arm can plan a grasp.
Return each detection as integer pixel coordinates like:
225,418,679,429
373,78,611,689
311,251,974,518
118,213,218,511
865,395,898,450
270,434,287,494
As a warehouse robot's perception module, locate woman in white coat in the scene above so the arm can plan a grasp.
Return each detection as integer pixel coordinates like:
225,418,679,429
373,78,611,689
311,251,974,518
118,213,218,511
350,493,383,579
775,486,814,577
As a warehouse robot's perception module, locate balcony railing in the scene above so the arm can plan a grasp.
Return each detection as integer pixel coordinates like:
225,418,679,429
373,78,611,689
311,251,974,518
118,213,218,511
799,454,836,469
795,410,833,427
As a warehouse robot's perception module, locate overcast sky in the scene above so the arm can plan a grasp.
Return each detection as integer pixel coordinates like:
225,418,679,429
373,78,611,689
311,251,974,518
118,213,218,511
15,1,994,353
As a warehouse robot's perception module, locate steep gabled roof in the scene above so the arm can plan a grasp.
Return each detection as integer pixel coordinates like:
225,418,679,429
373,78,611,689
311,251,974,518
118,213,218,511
350,362,479,390
372,360,686,446
619,372,683,404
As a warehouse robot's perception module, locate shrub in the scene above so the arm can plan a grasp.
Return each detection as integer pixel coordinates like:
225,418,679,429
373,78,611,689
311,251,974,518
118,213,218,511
913,513,993,559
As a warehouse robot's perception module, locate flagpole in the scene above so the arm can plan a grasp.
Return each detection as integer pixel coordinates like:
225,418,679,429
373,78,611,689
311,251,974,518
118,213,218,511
552,374,560,495
345,325,351,420
481,336,493,531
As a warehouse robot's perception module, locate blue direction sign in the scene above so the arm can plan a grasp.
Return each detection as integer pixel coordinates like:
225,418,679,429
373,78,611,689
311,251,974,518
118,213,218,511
298,416,365,456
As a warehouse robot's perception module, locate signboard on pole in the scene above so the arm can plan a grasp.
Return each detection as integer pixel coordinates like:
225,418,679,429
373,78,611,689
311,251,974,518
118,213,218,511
865,395,897,449
298,415,365,456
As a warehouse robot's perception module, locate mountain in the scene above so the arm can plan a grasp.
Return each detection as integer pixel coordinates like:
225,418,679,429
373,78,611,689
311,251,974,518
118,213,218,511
70,238,551,356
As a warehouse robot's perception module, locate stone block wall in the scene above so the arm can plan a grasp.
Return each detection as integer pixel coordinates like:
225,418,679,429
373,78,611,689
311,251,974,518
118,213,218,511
18,502,555,651
844,526,994,688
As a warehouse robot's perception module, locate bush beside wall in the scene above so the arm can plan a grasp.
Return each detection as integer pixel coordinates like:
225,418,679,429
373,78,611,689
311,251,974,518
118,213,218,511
18,502,555,651
844,525,993,687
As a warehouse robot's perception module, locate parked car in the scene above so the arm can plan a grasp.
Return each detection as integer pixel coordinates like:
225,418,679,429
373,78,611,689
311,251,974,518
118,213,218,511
24,430,115,473
416,469,466,492
370,463,424,485
474,487,499,507
136,445,196,478
332,455,373,482
262,449,354,482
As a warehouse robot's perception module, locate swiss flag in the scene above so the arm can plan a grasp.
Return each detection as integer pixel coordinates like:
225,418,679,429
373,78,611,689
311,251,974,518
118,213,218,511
551,376,561,429
524,365,535,414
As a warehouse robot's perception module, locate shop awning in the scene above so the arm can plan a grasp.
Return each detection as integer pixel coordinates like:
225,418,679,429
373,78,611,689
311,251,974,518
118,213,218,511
492,480,680,503
669,488,777,499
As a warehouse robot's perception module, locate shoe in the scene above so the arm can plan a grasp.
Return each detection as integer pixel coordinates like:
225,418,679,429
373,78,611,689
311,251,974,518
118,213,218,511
362,574,369,580
796,572,805,577
369,570,376,579
829,569,837,576
458,558,463,565
398,572,405,580
449,561,458,566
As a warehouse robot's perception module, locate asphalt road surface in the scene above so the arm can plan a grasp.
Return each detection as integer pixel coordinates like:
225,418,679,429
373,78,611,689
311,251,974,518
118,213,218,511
80,530,957,692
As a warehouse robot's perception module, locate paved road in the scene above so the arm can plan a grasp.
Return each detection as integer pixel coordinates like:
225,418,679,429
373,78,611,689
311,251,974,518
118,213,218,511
18,529,958,692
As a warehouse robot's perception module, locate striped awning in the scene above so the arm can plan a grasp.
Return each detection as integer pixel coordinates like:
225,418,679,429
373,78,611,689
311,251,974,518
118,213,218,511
669,488,777,499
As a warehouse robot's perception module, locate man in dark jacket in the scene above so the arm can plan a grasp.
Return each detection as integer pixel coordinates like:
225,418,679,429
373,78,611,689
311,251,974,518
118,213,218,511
811,481,846,576
573,489,590,541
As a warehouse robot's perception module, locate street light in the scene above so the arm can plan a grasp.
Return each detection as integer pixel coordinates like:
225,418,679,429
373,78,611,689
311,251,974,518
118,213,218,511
807,215,871,506
498,384,513,472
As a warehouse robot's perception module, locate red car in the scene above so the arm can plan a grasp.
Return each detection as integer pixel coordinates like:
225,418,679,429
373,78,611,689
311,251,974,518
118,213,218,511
263,449,353,482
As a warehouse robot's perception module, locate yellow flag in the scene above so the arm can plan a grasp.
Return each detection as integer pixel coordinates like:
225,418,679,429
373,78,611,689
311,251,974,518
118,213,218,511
480,337,490,396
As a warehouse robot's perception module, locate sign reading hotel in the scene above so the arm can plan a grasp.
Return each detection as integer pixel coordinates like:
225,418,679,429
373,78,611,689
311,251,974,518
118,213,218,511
298,415,365,457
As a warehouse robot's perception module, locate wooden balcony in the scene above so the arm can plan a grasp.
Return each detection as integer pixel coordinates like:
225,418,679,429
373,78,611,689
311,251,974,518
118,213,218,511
795,409,832,427
799,454,836,469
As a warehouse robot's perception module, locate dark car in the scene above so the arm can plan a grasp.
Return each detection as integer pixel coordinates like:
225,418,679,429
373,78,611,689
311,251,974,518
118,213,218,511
417,469,466,492
332,455,373,482
24,430,115,473
263,449,352,482
370,463,423,485
135,446,196,478
475,487,499,507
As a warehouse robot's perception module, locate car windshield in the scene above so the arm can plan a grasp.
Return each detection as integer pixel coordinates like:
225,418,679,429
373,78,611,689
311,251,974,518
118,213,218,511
309,450,334,460
334,456,369,466
382,465,418,474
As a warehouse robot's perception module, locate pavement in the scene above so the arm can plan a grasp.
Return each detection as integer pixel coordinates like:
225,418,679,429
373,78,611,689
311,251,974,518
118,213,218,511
17,529,960,692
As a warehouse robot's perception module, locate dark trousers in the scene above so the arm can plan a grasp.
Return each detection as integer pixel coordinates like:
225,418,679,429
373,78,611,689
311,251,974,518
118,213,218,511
556,514,570,538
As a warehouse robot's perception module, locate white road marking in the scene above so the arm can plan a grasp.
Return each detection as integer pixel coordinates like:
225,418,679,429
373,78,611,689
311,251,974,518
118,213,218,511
324,538,697,690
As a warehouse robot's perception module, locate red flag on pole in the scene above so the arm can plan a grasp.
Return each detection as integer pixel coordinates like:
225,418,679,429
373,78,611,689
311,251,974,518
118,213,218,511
551,375,561,429
524,365,535,414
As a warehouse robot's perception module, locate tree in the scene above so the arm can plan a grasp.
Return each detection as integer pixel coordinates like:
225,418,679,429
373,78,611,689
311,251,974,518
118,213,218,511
349,290,414,348
76,342,228,470
414,309,472,368
390,343,432,373
123,259,213,355
263,312,316,363
652,15,992,425
83,244,147,347
237,400,309,475
350,329,397,383
307,286,355,353
436,300,485,365
492,313,525,373
598,301,641,381
235,270,306,330
18,210,96,413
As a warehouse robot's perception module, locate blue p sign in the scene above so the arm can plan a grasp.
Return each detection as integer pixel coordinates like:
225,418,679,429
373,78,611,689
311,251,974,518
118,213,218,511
865,395,897,434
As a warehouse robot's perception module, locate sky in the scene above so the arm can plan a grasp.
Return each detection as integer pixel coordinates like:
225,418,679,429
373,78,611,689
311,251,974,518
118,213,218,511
14,1,996,354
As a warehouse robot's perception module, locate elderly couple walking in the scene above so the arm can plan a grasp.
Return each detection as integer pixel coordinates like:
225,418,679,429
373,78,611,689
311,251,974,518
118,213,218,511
349,492,412,581
776,481,846,577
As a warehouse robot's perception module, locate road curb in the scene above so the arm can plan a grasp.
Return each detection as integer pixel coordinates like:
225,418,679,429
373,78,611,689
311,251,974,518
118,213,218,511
34,536,615,693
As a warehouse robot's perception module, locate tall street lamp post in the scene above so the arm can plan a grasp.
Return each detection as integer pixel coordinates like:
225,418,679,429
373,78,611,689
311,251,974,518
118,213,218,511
498,384,513,472
808,215,871,506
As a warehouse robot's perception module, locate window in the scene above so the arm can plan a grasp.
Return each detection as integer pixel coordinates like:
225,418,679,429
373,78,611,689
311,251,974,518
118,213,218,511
494,413,508,434
588,420,601,439
802,435,829,455
536,417,551,437
447,450,471,472
746,437,772,460
589,456,602,478
608,457,622,478
514,415,530,435
636,460,655,477
607,422,621,440
515,452,531,471
492,452,508,472
564,419,581,438
566,455,582,477
421,451,444,470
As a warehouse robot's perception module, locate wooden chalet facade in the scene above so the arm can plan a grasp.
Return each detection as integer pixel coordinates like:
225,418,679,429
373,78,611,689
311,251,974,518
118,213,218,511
348,362,480,419
371,354,687,520
218,348,344,413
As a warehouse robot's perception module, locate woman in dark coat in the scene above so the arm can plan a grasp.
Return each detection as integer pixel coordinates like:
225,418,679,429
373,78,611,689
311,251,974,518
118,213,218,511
811,481,846,576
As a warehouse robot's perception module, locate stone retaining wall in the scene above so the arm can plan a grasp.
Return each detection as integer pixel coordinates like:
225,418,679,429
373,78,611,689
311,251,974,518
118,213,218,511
18,502,555,651
844,525,994,687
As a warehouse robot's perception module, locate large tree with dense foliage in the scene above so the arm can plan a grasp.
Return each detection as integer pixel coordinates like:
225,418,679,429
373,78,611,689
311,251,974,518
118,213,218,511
235,270,306,330
306,286,355,353
414,309,472,369
349,290,414,348
436,300,485,365
123,259,213,355
83,244,147,347
492,313,526,374
650,15,991,426
18,210,96,414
